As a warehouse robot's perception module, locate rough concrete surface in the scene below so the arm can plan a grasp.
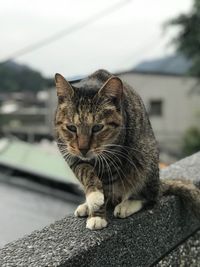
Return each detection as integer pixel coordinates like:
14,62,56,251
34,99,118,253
156,230,200,267
0,152,200,267
160,151,200,186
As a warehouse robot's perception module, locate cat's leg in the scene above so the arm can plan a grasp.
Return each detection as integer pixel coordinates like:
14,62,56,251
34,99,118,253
86,188,108,230
86,190,104,213
86,205,108,230
73,163,107,230
74,202,88,217
114,199,143,218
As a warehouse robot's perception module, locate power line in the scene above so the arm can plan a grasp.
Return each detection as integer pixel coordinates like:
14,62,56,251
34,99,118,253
3,0,131,62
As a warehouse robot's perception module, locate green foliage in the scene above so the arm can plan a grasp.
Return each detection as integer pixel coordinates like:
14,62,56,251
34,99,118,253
168,0,200,76
182,127,200,156
0,61,52,92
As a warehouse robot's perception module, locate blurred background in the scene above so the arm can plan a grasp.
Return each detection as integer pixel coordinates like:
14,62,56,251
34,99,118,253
0,0,200,247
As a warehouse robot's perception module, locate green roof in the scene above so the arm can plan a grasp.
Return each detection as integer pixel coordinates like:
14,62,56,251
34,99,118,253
0,138,78,185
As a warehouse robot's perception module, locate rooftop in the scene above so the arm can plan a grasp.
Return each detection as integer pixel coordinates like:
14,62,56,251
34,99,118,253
0,138,77,184
131,54,192,76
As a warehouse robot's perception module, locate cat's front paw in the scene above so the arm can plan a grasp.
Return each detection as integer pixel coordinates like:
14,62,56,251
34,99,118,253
86,216,108,230
114,200,143,218
74,203,88,217
86,191,104,212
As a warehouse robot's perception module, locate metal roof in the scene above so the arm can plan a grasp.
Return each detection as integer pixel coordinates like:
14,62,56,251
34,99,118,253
132,54,192,76
0,138,78,185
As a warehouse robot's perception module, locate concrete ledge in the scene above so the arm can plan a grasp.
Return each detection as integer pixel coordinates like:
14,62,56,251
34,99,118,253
156,229,200,267
160,152,200,186
1,153,200,267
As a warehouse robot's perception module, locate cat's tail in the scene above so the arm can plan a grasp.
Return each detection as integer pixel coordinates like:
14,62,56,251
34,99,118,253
160,179,200,219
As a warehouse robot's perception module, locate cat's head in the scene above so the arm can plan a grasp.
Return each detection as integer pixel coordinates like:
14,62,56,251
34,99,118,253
54,71,124,161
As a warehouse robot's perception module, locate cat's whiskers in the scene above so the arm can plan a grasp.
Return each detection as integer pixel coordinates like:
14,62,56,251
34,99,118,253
98,154,110,200
107,151,143,193
103,149,128,187
103,144,143,156
63,153,71,162
59,146,67,150
99,153,114,203
56,138,66,144
59,149,69,156
103,149,139,193
93,156,97,170
58,146,74,163
61,150,70,157
90,148,101,156
95,144,141,180
102,144,144,171
102,144,143,164
98,154,112,200
57,144,67,147
105,148,140,176
102,149,122,166
95,155,100,177
102,151,126,198
96,154,103,180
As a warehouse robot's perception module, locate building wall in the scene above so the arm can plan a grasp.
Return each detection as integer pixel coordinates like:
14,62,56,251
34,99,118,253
119,73,200,154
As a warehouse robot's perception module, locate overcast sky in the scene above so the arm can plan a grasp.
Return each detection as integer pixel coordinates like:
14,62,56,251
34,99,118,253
0,0,192,78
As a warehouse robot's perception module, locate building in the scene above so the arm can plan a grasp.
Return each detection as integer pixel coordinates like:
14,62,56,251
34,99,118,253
0,91,53,141
118,55,200,157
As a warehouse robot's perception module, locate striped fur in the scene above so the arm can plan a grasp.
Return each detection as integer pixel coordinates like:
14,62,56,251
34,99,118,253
54,70,200,230
160,179,200,219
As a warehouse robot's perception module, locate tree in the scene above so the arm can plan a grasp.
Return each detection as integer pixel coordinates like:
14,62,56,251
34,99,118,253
0,61,53,92
182,127,200,156
168,0,200,76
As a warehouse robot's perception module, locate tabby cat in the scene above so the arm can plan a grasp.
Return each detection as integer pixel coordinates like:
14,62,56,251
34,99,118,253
54,69,200,230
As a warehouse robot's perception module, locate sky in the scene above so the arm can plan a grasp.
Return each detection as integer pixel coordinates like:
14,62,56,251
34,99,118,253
0,0,192,79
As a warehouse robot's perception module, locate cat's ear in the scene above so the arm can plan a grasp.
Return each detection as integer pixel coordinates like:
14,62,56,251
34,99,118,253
98,76,123,100
55,73,74,98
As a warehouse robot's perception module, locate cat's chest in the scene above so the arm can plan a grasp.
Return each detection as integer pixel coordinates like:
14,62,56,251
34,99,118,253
100,171,119,185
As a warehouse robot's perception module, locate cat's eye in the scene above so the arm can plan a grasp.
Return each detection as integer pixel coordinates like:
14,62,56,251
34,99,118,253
66,124,77,132
92,124,104,133
108,122,119,128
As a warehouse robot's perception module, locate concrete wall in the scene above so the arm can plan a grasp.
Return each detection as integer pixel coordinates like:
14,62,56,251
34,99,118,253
119,72,200,153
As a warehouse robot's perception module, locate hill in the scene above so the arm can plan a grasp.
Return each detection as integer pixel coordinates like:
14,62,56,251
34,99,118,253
0,61,54,92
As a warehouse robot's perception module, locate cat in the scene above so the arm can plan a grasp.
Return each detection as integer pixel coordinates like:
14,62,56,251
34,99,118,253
54,69,200,230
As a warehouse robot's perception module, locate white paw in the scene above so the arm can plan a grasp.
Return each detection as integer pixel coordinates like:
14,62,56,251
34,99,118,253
86,191,104,212
114,200,143,218
86,216,108,230
74,203,88,217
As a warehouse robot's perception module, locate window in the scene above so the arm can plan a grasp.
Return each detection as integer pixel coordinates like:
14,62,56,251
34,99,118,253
149,100,163,116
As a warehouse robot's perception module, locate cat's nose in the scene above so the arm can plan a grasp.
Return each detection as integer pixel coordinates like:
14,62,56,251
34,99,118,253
80,148,89,156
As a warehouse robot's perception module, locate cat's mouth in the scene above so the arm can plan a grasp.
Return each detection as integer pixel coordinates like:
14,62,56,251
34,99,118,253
66,147,101,161
78,150,96,161
78,156,92,161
